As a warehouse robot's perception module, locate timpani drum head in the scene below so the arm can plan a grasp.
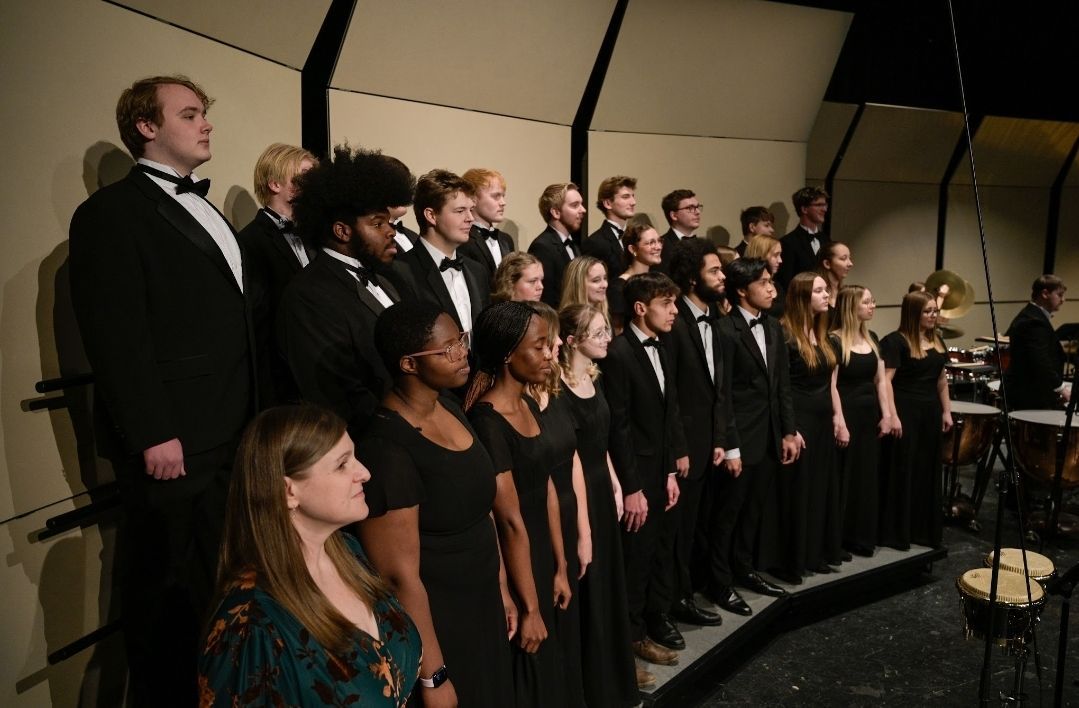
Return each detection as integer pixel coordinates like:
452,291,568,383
950,400,1001,416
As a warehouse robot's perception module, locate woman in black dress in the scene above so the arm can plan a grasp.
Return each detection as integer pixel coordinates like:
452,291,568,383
879,291,953,549
829,285,894,557
464,301,574,708
765,272,837,583
559,303,643,701
355,301,514,707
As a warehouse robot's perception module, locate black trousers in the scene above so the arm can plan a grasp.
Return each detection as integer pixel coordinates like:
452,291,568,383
672,472,707,602
621,479,677,641
116,440,235,708
702,452,779,588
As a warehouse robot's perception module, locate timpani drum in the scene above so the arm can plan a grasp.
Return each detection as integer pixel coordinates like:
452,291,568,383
1008,410,1079,489
984,548,1056,587
943,400,1001,466
956,568,1045,651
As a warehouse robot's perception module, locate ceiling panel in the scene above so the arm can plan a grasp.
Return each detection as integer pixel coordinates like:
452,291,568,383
114,0,329,69
591,0,851,140
333,0,618,125
952,117,1079,187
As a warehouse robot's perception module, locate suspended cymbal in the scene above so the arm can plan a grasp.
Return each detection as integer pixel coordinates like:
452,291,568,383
941,279,976,319
925,269,969,312
938,323,965,339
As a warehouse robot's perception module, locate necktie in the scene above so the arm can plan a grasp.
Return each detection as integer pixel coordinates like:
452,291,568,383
138,164,210,198
344,264,374,286
440,257,464,272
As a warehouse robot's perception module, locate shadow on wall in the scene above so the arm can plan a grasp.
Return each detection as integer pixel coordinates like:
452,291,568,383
706,225,733,247
770,200,791,235
225,186,257,230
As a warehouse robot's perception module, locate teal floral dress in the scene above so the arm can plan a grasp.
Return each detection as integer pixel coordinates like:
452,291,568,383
198,534,421,707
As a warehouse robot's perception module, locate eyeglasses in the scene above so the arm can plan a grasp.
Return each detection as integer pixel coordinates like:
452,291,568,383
407,331,471,363
677,204,704,213
809,201,828,208
584,326,613,341
923,309,940,316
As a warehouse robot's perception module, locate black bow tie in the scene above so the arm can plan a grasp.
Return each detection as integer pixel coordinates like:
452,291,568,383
395,222,409,234
483,228,500,241
696,314,717,325
139,164,210,197
344,264,374,286
749,317,764,329
279,219,296,234
642,337,661,348
439,257,464,272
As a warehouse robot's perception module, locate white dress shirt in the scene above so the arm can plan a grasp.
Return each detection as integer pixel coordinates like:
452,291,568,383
420,237,472,329
321,248,394,309
683,297,715,382
629,322,665,394
263,208,309,267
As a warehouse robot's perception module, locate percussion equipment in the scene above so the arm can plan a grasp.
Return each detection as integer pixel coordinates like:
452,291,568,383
938,323,965,340
926,269,972,315
985,548,1056,587
957,568,1045,652
1008,410,1079,489
943,401,1001,466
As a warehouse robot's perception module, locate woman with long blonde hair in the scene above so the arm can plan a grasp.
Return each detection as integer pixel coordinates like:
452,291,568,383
560,255,610,322
199,405,420,706
829,285,893,558
762,272,838,584
878,291,952,550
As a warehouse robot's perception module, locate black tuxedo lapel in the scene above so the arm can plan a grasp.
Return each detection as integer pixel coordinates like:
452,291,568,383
678,303,711,376
462,262,485,325
467,225,498,272
130,169,241,293
626,333,665,403
734,314,768,373
417,246,459,318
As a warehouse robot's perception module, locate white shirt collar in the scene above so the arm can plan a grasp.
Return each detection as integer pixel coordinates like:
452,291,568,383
683,296,706,319
420,235,456,262
672,226,694,240
628,322,654,343
321,248,363,269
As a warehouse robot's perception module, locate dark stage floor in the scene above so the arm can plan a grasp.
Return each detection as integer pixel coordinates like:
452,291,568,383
696,476,1079,706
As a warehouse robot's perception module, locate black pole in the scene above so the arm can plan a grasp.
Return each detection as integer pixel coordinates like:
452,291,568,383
1044,133,1079,275
823,102,864,235
301,0,357,157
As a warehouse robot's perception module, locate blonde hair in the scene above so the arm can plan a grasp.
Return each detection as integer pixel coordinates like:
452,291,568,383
744,234,780,261
780,272,836,372
558,304,603,387
214,405,390,656
559,256,610,319
832,284,879,365
491,251,542,303
897,290,945,359
253,143,318,206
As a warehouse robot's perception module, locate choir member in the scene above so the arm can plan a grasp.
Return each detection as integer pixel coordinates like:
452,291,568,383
776,186,830,289
608,218,663,333
530,183,585,306
817,241,854,309
744,234,786,319
460,168,515,276
560,254,611,323
491,251,545,303
735,205,776,257
583,175,637,279
657,189,703,273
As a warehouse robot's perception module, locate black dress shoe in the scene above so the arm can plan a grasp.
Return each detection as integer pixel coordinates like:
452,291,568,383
646,613,685,650
813,563,837,574
736,572,787,597
708,586,752,616
840,551,853,562
848,544,874,558
769,568,803,585
671,597,723,626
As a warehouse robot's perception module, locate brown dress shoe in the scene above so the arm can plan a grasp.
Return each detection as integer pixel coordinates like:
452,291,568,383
632,638,679,666
635,663,657,689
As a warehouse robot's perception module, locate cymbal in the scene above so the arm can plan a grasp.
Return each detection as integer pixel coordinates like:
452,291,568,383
941,279,975,319
938,323,965,339
925,269,970,312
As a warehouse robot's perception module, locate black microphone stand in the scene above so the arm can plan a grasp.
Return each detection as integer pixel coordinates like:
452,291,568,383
1046,561,1079,708
1040,348,1077,549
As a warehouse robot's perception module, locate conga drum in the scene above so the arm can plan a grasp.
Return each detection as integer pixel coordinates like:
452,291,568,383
984,548,1056,587
956,568,1045,652
1008,410,1079,489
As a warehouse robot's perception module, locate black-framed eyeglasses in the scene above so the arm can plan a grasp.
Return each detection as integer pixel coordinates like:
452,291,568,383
677,203,704,212
407,331,471,363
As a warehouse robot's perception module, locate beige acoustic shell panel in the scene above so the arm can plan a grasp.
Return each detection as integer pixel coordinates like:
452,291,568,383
333,0,618,125
836,104,964,184
591,0,851,140
112,0,331,68
329,90,570,246
952,117,1079,187
1054,182,1079,325
806,102,858,181
587,131,806,246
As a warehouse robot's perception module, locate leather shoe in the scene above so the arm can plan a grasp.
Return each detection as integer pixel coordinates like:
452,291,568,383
635,663,656,689
769,568,803,585
671,597,723,626
813,563,837,574
646,613,685,650
632,638,679,666
848,544,875,558
839,551,854,562
707,585,752,616
736,572,787,597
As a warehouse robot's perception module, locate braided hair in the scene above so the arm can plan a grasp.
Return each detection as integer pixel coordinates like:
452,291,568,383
462,301,537,410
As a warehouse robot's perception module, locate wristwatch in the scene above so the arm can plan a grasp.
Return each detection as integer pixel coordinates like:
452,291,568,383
419,665,448,689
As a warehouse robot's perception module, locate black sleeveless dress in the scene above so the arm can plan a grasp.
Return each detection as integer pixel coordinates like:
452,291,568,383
563,383,639,708
356,396,513,707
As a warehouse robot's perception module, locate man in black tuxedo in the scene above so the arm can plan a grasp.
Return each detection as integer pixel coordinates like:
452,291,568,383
459,167,514,276
734,205,775,257
663,238,729,628
602,272,689,666
238,142,317,404
1004,275,1071,409
398,169,490,332
529,182,585,306
776,186,829,289
710,258,801,614
582,175,637,279
69,75,256,706
657,189,702,273
279,145,416,437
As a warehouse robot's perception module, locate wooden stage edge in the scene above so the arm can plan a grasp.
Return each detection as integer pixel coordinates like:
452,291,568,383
642,545,949,707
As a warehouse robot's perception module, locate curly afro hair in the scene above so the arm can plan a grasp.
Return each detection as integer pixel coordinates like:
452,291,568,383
291,144,416,248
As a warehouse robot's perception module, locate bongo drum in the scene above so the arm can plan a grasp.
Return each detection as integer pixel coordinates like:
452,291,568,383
956,568,1045,652
985,548,1056,587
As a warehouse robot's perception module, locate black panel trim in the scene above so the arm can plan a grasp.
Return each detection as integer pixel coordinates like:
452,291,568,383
301,0,357,157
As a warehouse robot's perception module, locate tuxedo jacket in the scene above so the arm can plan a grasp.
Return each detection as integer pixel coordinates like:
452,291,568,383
663,300,730,480
717,312,795,466
397,239,490,331
459,223,514,277
582,220,624,279
278,253,412,436
528,226,577,307
657,229,689,274
734,239,750,257
600,330,688,503
392,222,420,254
69,166,256,459
1003,302,1066,410
776,224,829,289
238,209,316,404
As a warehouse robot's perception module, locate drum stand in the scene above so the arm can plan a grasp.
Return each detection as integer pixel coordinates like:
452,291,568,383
1038,373,1077,549
945,414,996,532
1046,562,1079,708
